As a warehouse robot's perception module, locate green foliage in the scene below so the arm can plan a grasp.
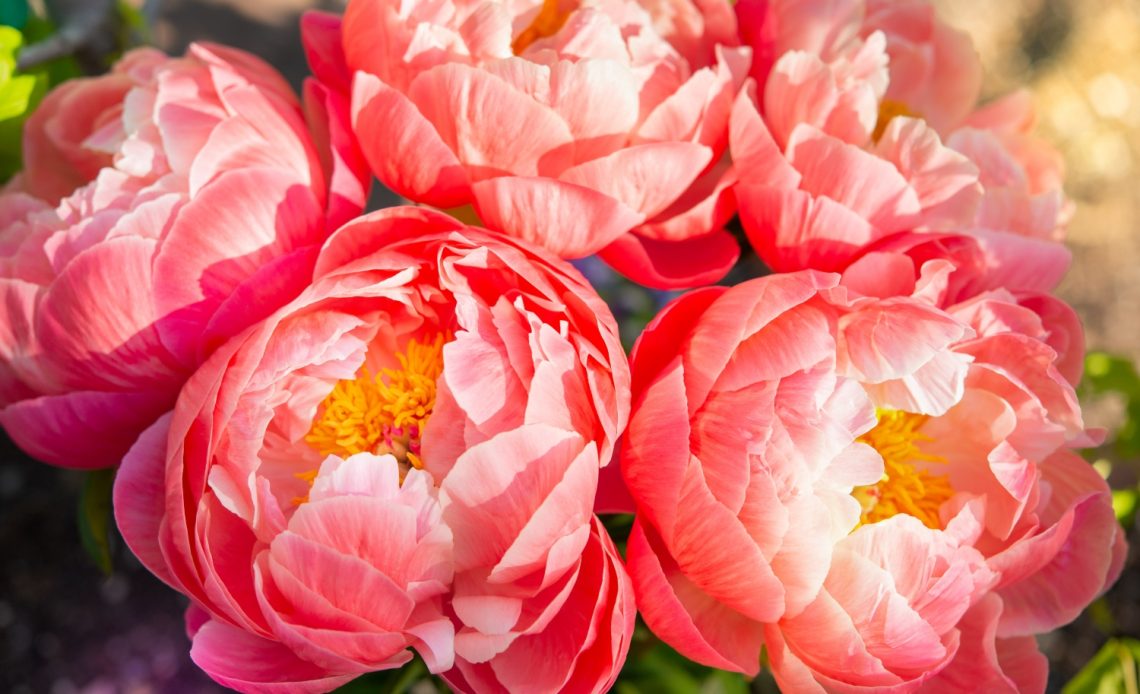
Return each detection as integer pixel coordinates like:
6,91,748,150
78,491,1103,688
1063,638,1140,694
77,468,116,575
616,625,751,694
0,24,46,179
0,0,29,29
1082,352,1140,457
19,12,81,85
1080,352,1140,526
332,657,450,693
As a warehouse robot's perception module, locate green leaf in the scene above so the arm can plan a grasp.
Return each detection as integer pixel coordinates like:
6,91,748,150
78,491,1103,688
1081,352,1140,457
0,0,29,30
0,69,43,119
77,467,116,575
1084,353,1140,398
0,23,48,180
1063,638,1140,694
332,658,449,693
616,625,751,694
1113,487,1139,526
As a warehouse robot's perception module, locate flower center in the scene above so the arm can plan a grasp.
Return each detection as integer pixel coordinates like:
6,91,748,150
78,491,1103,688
512,0,573,54
853,410,953,529
872,99,919,142
300,333,448,492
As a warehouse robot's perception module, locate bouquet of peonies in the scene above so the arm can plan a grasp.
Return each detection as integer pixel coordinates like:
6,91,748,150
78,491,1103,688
0,0,1128,692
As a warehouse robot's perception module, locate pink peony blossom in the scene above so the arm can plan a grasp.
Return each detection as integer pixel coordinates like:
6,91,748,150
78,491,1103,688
0,43,369,468
314,0,750,288
621,269,1124,691
731,0,1071,278
114,207,634,692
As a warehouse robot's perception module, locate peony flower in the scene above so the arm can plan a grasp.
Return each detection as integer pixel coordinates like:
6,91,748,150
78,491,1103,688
731,0,1070,277
621,269,1124,690
114,207,633,692
0,43,369,468
314,0,750,288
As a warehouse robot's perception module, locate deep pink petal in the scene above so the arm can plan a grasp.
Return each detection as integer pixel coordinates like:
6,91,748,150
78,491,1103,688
0,388,172,469
190,616,357,694
597,230,739,290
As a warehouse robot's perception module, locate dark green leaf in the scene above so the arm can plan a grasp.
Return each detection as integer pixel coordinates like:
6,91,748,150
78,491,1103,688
332,658,449,693
0,0,29,29
1081,353,1140,457
77,467,116,575
616,625,752,694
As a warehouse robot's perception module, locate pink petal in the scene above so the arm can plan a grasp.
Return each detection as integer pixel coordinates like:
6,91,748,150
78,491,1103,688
153,167,325,364
728,85,801,189
627,520,764,674
873,117,981,224
440,424,588,572
558,142,712,220
350,72,472,208
993,450,1124,636
838,299,969,384
36,237,185,390
0,387,173,469
920,594,1016,693
303,79,371,230
471,176,643,258
737,185,879,272
114,413,179,586
787,126,922,230
301,11,351,93
597,229,739,290
407,63,574,179
190,616,357,693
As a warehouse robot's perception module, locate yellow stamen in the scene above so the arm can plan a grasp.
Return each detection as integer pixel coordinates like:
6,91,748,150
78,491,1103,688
295,334,448,502
854,410,954,529
512,0,572,54
872,99,919,142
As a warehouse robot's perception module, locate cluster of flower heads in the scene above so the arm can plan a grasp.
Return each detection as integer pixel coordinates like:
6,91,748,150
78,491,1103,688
0,0,1125,692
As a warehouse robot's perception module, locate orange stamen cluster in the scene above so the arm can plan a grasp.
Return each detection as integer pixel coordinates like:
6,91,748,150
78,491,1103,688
853,410,954,529
512,0,573,54
872,99,920,142
296,334,448,501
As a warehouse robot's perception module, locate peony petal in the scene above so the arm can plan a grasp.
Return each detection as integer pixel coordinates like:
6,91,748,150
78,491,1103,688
472,175,643,258
190,616,357,694
598,230,738,290
350,72,472,208
626,520,764,675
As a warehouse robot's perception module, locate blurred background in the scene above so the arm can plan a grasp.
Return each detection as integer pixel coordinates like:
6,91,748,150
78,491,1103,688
1,0,1138,691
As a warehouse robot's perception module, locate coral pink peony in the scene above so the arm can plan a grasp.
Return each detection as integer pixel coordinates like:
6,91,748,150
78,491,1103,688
731,0,1071,278
0,43,369,468
314,0,750,288
114,207,633,692
621,269,1124,691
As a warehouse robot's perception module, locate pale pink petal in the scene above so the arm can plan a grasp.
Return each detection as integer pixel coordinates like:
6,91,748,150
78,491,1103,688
440,424,588,572
472,176,643,258
557,142,712,220
407,63,574,179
